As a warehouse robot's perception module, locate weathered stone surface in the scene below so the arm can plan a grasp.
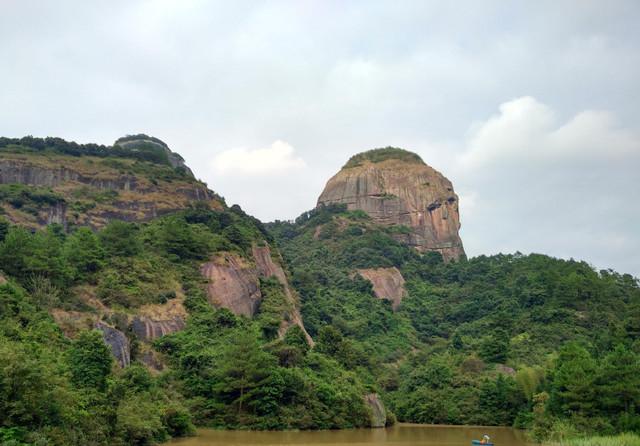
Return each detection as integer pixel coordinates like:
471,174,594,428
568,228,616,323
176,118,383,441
133,296,187,341
0,159,139,190
0,155,218,229
317,151,465,261
95,321,130,367
200,253,262,317
200,246,314,344
131,316,185,341
357,267,407,310
252,245,314,345
364,393,387,428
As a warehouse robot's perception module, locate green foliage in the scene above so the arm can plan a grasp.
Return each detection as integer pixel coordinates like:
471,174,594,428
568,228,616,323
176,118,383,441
67,330,113,390
157,305,371,430
0,183,64,215
0,182,638,442
270,207,640,433
0,135,180,169
62,227,104,282
99,220,142,257
545,433,640,446
343,147,425,168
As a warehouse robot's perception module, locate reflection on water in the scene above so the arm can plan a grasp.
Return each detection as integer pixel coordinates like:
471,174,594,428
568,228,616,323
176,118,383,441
167,423,529,446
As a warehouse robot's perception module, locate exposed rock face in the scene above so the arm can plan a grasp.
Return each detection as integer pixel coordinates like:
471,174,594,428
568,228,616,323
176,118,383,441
131,316,185,341
317,149,465,261
95,321,130,367
201,253,262,317
133,296,187,341
201,246,313,344
0,159,138,189
364,393,387,428
252,245,314,345
0,153,219,229
357,267,407,310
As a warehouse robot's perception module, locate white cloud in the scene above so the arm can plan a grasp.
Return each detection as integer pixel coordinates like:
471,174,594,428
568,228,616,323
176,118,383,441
460,96,640,168
211,140,307,176
452,96,640,276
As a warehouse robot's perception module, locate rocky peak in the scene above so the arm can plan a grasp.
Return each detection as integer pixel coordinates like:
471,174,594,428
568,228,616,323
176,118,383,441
114,134,194,177
317,147,465,261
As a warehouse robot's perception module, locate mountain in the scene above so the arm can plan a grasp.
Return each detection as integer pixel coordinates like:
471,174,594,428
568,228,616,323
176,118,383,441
1,139,639,446
317,147,465,261
0,135,216,229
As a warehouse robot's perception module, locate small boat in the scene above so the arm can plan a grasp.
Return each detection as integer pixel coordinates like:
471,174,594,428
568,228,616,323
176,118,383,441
472,440,494,446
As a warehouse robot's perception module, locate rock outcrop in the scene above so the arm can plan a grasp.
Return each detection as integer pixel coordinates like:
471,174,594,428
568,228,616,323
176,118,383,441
50,291,187,368
114,134,195,177
201,245,313,345
96,321,130,367
357,267,407,310
317,148,465,261
132,296,188,341
0,151,219,229
201,253,262,317
364,393,387,428
252,245,313,345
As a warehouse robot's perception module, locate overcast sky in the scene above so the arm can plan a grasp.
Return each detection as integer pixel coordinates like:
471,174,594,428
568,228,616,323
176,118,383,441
1,1,639,276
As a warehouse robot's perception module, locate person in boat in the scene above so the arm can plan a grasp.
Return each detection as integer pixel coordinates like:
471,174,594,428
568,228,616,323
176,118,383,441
480,435,491,444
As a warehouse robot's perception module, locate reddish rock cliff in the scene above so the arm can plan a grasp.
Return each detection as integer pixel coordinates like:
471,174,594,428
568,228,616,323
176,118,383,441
357,267,407,310
317,148,465,261
201,245,313,345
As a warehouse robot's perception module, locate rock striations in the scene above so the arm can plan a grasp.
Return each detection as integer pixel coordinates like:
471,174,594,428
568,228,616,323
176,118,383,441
317,147,465,261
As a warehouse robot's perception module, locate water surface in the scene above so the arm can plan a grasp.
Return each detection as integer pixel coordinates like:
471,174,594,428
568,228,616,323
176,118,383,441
167,423,529,446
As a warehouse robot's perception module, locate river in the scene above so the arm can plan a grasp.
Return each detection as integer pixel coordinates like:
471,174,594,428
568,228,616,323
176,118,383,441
166,423,529,446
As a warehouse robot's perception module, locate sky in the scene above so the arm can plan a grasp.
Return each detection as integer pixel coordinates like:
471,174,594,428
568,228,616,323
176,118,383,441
1,0,639,276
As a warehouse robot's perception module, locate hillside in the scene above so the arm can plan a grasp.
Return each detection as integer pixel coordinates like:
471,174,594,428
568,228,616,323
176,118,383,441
269,204,640,434
0,135,217,229
0,141,638,446
0,138,381,446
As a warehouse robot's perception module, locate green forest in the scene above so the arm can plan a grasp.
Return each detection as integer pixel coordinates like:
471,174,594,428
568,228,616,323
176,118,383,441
269,205,640,441
0,205,374,446
0,191,638,444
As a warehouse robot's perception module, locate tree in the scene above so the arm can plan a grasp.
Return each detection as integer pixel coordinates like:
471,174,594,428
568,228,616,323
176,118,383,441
99,220,141,257
68,330,113,391
549,342,597,417
211,330,276,416
62,227,104,282
479,328,509,363
598,345,640,414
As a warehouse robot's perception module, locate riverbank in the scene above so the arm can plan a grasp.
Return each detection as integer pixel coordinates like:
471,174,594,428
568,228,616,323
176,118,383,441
545,433,640,446
164,423,528,445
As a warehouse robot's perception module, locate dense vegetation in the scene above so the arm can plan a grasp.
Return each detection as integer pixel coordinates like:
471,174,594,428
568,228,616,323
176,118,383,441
343,147,425,168
0,204,373,445
269,205,640,441
1,151,639,445
0,135,178,168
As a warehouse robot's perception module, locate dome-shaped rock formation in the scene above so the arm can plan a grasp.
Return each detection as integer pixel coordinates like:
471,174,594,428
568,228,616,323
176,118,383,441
317,147,465,261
